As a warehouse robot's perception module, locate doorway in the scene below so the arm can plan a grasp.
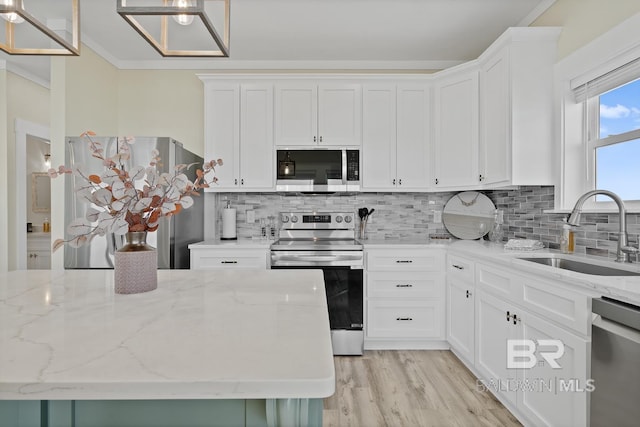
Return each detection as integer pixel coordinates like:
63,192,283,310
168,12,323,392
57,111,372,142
15,119,50,270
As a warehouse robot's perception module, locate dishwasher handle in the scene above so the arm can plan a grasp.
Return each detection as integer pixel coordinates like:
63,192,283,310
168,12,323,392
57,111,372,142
592,297,640,331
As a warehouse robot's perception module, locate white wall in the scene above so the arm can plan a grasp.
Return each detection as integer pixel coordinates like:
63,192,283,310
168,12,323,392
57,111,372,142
533,0,640,60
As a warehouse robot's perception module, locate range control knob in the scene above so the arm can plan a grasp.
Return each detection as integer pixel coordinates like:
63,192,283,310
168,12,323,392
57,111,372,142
344,215,353,223
281,215,289,223
290,215,299,223
335,216,343,223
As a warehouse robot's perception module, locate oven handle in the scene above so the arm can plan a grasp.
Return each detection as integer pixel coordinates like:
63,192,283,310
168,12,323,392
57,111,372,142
272,255,362,262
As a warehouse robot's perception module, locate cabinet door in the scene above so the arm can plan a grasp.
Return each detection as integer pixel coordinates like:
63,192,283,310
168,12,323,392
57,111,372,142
240,84,274,189
204,84,240,190
396,85,430,190
475,289,519,406
518,311,588,427
362,84,397,190
479,48,510,185
318,84,362,146
433,71,479,188
274,84,317,146
446,277,475,364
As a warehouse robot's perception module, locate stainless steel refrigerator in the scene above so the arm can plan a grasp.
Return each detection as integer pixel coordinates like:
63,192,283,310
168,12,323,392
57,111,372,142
64,136,204,269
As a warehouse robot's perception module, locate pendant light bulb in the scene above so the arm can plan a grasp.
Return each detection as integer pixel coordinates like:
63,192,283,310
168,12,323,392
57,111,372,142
172,0,194,26
1,0,25,24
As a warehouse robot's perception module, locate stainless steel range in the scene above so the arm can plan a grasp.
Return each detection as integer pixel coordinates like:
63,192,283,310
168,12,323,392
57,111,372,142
270,211,364,355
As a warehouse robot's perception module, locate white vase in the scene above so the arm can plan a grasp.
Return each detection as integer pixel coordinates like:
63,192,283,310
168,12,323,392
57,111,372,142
114,231,157,294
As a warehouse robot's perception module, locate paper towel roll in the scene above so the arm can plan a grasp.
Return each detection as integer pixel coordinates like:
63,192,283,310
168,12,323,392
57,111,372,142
221,208,237,240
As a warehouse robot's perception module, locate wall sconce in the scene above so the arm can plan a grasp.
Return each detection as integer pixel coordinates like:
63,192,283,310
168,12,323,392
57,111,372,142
117,0,230,57
44,153,51,168
279,151,295,177
0,0,80,55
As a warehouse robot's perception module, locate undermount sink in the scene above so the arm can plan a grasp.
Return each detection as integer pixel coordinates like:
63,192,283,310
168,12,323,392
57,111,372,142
518,257,640,277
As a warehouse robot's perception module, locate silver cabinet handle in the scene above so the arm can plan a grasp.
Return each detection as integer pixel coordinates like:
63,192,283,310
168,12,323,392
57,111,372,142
452,264,464,270
319,136,323,142
221,261,238,264
393,178,396,185
241,178,244,185
399,179,402,185
234,178,238,185
479,174,484,182
466,290,472,298
313,136,317,143
435,178,439,185
396,260,413,264
396,284,413,288
396,317,413,321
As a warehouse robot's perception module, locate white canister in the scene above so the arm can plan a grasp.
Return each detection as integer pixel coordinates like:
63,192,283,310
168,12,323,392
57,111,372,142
221,202,237,240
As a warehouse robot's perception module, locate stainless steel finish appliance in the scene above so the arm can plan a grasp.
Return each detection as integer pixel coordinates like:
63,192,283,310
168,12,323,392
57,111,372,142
64,136,204,269
590,296,640,426
275,149,360,193
271,211,364,355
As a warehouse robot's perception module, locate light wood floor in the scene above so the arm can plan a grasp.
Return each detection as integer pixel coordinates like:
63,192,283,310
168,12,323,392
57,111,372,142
323,350,522,427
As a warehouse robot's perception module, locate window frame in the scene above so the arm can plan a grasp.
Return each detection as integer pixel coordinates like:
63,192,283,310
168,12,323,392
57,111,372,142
584,85,640,209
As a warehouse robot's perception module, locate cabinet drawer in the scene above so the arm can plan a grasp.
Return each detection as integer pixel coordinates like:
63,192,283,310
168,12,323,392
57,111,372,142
366,249,445,272
520,275,590,335
367,272,444,299
190,249,267,270
476,262,523,301
446,253,475,282
367,300,444,339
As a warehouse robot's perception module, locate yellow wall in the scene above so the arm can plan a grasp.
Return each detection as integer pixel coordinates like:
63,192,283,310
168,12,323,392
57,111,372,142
64,46,119,136
533,0,640,59
0,69,7,272
117,70,204,155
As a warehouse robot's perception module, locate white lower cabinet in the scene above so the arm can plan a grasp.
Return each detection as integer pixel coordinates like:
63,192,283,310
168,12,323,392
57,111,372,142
472,261,589,427
190,247,269,270
365,247,446,349
27,233,51,270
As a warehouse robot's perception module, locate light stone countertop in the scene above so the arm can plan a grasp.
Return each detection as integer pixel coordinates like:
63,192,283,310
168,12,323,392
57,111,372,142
0,269,335,401
188,239,273,249
359,237,451,249
447,240,640,305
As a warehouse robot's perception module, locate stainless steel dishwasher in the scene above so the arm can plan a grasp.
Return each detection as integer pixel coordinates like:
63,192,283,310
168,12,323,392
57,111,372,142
590,296,640,426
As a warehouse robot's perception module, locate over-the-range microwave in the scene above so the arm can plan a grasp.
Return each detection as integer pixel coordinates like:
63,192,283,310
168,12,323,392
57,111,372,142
276,149,360,193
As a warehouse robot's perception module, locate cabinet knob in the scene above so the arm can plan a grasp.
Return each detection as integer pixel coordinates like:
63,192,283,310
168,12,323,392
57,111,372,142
396,284,413,288
234,178,238,185
479,174,484,182
319,136,323,143
399,179,402,185
313,136,317,143
435,178,439,185
396,317,413,321
221,260,238,264
395,260,413,264
466,290,472,298
506,311,512,322
452,264,464,270
241,178,244,185
393,178,396,185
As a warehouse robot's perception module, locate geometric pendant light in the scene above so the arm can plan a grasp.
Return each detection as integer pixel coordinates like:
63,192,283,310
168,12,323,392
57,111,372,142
116,0,230,57
0,0,80,55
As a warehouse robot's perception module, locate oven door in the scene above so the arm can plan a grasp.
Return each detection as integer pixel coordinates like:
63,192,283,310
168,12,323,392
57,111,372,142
272,265,364,356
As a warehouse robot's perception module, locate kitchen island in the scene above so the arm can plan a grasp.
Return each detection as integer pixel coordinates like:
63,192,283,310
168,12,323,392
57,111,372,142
0,269,334,427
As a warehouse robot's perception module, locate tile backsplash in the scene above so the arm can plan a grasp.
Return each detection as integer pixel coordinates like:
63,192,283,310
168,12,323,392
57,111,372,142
210,186,640,261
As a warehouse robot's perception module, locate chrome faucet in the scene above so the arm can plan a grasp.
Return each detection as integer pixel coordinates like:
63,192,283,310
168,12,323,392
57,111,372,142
567,189,639,263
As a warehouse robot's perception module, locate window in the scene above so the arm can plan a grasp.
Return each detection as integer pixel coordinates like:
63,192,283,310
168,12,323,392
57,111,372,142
585,77,640,202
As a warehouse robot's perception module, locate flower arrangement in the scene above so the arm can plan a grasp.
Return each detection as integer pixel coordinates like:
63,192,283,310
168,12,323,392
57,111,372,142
49,131,222,251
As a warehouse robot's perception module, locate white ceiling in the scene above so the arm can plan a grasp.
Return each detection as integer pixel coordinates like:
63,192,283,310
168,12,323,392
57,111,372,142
1,0,556,86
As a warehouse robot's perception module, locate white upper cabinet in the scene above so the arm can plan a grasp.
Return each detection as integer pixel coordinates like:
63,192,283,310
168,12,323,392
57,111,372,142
433,66,479,189
240,84,274,189
478,28,560,187
202,81,274,191
362,84,430,191
362,84,397,190
204,83,240,191
275,83,362,147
